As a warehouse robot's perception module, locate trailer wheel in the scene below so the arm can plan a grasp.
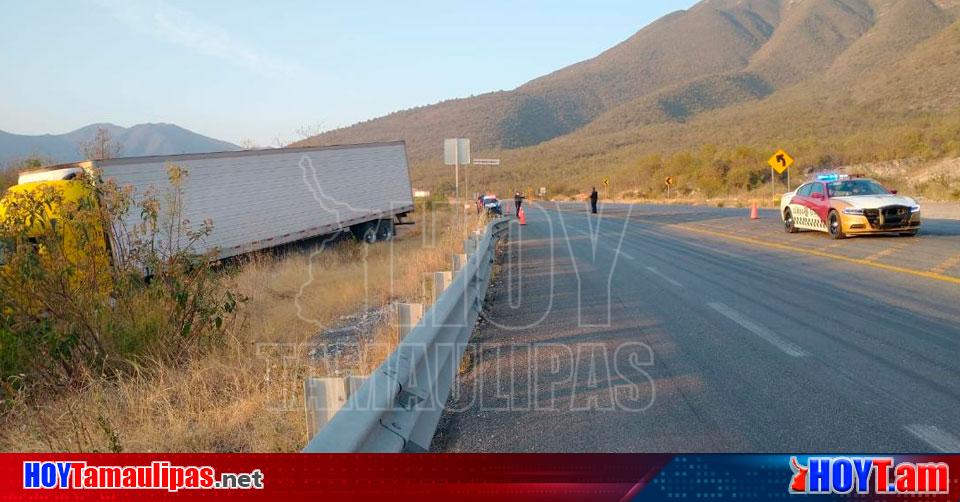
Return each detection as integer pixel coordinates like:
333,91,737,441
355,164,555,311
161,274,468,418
361,224,378,244
350,222,379,244
376,219,395,241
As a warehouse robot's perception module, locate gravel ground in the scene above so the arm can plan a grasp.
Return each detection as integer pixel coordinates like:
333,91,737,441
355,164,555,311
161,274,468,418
308,305,390,376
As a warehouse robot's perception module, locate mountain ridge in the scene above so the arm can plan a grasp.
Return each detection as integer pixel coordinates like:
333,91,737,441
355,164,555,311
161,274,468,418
0,123,240,166
294,0,959,191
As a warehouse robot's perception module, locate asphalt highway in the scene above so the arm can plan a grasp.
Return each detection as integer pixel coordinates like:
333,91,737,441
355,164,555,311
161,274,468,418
434,202,960,452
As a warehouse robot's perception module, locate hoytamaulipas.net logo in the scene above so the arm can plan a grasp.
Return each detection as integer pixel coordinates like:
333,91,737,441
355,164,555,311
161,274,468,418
23,461,264,492
789,456,949,495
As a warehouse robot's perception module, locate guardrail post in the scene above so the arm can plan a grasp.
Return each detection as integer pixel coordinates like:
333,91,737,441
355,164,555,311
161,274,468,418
304,376,369,440
303,218,509,453
346,375,367,396
394,303,424,341
452,253,468,272
464,236,479,255
303,377,347,440
433,271,453,302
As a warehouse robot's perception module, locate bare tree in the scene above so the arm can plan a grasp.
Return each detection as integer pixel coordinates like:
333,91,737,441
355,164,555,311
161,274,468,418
294,122,325,141
2,156,51,191
238,138,260,150
80,126,122,160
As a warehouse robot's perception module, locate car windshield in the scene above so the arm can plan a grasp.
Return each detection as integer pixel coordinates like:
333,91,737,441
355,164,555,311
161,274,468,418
827,179,890,197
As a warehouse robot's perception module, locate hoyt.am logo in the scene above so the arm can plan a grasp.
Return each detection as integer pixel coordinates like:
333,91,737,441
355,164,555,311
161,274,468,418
789,456,949,495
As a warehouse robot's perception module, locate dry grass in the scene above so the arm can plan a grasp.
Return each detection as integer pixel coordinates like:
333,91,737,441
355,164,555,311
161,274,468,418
0,206,482,452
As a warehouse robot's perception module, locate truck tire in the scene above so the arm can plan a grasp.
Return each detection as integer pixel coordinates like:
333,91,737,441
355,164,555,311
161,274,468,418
351,222,379,244
376,219,395,241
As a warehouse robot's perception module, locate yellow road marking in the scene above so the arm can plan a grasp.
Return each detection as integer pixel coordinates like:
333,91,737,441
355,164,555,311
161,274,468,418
931,254,960,275
864,236,919,262
865,247,897,262
673,225,960,286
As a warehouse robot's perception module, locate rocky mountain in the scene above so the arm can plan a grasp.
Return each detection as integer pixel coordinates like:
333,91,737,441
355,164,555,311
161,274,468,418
0,123,239,166
294,0,960,196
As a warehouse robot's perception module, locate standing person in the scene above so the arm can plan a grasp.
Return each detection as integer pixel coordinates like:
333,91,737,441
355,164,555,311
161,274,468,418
476,193,483,215
589,187,599,214
514,191,525,217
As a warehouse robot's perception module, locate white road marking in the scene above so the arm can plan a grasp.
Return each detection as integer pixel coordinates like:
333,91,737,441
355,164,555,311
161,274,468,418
569,222,635,260
707,302,809,357
614,247,636,261
904,424,960,453
676,237,745,260
636,226,745,259
646,267,682,287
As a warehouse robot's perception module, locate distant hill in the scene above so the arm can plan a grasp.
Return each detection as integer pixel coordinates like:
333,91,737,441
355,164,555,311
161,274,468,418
294,0,960,198
0,123,239,166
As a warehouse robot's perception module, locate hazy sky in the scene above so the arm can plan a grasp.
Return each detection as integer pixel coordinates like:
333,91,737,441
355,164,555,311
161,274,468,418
1,1,698,145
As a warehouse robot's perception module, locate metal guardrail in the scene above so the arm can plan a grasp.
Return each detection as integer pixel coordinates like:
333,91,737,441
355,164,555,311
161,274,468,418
303,217,509,452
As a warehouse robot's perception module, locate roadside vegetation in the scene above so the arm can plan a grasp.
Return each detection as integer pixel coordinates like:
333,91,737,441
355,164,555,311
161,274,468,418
0,169,15,194
416,110,960,205
0,130,477,451
1,187,473,451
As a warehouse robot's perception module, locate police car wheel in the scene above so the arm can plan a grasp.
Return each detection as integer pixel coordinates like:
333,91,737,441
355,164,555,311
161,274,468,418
783,208,799,233
828,211,845,240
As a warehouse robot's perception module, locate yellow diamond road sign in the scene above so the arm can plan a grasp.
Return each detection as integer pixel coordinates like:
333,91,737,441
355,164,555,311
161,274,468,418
768,149,794,174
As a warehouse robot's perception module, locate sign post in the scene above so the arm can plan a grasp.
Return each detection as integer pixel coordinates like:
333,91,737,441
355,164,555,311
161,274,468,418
444,138,471,204
767,149,794,202
665,176,675,199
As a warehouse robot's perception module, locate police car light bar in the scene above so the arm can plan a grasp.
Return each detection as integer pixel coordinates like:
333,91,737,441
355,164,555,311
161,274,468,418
816,174,850,182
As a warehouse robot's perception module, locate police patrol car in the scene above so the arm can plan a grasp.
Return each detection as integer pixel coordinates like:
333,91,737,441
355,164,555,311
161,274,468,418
780,174,921,239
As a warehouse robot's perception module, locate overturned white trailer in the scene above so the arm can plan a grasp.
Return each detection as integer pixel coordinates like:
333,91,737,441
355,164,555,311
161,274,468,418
25,141,415,262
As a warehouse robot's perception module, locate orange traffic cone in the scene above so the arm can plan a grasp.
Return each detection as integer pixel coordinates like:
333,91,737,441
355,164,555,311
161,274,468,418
750,201,759,220
518,206,527,225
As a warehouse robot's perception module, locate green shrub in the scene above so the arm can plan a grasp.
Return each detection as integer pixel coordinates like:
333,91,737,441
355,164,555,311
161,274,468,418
0,165,240,395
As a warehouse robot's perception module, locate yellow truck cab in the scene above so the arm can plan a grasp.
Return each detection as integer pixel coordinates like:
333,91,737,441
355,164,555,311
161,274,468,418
0,166,108,270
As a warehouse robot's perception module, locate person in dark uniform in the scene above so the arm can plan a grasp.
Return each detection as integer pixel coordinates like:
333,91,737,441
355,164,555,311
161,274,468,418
514,191,525,217
476,193,483,215
589,187,599,214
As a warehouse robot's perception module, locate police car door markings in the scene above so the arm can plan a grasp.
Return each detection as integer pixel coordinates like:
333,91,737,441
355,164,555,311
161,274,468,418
707,302,809,357
789,203,826,231
904,424,960,453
